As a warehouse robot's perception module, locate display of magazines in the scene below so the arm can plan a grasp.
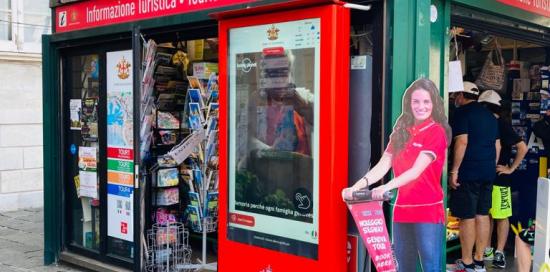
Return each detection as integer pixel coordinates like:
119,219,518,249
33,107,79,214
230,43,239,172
140,38,219,234
156,188,179,206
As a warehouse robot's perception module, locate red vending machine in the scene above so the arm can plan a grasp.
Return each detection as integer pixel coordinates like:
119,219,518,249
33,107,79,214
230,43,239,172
216,1,350,271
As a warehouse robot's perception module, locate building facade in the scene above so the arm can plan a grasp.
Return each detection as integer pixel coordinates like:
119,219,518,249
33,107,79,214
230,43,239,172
0,0,50,211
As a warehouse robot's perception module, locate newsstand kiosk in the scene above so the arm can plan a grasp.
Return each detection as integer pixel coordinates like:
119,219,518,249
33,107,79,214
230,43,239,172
44,1,363,271
216,3,350,272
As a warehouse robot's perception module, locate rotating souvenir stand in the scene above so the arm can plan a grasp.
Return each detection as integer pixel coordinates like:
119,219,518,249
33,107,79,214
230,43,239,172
175,78,219,271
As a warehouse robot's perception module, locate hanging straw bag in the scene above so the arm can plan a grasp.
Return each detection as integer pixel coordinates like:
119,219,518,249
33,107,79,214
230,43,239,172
475,38,505,91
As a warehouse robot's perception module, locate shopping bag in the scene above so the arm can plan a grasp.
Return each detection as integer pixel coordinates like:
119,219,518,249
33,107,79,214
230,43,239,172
448,30,464,93
449,60,464,93
475,39,505,91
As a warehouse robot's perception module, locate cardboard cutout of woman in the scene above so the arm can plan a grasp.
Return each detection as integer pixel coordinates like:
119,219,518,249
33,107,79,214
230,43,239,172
343,78,452,272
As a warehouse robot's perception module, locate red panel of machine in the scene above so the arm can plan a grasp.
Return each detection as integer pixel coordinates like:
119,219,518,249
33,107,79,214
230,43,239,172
217,3,350,271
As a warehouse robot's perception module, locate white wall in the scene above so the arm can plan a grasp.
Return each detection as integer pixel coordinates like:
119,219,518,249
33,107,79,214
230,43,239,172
0,53,44,211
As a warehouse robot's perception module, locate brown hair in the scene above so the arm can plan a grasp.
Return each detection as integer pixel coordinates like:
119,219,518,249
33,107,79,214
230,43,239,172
390,78,452,154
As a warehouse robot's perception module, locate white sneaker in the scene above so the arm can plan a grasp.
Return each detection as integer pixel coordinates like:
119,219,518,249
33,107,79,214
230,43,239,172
483,247,494,261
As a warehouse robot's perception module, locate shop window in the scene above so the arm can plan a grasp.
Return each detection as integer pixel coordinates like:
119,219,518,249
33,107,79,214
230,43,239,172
0,0,15,51
0,0,51,53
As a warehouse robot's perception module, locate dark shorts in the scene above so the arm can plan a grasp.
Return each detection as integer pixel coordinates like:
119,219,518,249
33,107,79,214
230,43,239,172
518,227,535,246
450,179,493,219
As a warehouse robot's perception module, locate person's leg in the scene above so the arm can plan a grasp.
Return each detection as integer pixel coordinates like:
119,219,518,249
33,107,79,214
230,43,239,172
484,214,494,259
474,215,490,261
495,185,513,253
490,218,509,268
475,180,494,262
415,223,444,272
495,218,509,252
515,235,532,272
392,223,418,272
485,184,499,257
450,181,477,265
460,218,476,264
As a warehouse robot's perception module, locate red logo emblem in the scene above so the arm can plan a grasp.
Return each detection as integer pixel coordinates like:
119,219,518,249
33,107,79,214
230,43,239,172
267,24,279,41
121,222,128,234
116,56,131,80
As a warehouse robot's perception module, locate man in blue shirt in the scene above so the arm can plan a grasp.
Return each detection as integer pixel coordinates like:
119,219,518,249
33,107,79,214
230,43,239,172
449,82,501,272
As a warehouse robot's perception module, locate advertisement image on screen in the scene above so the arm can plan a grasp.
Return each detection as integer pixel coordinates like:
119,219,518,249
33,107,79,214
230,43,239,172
228,18,320,259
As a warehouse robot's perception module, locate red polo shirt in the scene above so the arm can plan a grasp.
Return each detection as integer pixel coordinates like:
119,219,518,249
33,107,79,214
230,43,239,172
386,118,447,224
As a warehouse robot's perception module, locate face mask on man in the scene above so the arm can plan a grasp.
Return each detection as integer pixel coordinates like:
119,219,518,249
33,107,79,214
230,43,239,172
452,93,462,108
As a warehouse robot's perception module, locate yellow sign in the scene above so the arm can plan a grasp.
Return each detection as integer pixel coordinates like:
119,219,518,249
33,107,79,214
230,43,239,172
540,157,548,178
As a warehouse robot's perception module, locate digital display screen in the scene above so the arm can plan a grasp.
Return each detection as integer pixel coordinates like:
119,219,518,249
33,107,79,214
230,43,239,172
228,18,321,259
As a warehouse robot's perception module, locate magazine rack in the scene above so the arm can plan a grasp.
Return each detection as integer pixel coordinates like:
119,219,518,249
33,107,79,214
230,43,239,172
145,222,192,272
141,37,219,271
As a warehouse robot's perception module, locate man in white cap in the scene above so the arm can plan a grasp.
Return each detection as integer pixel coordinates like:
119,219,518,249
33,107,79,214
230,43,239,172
478,90,527,269
449,82,501,272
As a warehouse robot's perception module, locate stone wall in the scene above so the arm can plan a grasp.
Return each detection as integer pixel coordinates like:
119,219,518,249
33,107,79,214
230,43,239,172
0,54,43,211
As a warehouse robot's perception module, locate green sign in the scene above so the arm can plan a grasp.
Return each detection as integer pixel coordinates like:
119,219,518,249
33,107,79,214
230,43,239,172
107,159,133,173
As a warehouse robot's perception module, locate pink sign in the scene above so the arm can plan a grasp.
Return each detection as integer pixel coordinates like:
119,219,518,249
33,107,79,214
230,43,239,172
347,201,397,272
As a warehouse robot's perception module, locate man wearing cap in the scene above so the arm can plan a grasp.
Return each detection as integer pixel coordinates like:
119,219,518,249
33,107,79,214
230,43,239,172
449,82,501,272
478,90,527,269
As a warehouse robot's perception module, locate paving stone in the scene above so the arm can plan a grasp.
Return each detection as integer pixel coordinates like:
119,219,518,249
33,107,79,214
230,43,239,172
2,232,43,248
0,208,85,271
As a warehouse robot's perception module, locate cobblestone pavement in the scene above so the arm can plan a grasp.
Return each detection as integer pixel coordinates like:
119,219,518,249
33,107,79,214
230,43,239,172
0,208,85,272
1,208,524,272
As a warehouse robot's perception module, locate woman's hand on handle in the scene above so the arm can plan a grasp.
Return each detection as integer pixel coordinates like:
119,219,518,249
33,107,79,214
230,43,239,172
341,179,365,201
372,185,389,200
341,187,354,201
342,152,393,202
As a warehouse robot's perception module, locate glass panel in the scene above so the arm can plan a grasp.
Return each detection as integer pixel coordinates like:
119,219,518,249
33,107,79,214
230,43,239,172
22,14,50,43
0,9,11,41
23,0,48,14
0,0,10,9
228,19,320,259
22,0,51,43
66,54,101,251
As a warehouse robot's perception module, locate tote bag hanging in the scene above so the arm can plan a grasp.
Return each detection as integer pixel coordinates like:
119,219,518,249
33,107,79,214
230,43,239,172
475,38,505,91
448,30,464,93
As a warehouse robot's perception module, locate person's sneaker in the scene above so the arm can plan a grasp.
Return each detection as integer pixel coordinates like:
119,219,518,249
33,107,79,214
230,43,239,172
455,259,476,272
492,250,506,269
483,247,494,261
474,259,486,272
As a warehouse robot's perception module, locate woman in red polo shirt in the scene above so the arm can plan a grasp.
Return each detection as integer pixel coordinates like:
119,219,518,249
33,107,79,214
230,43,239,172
343,78,451,272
